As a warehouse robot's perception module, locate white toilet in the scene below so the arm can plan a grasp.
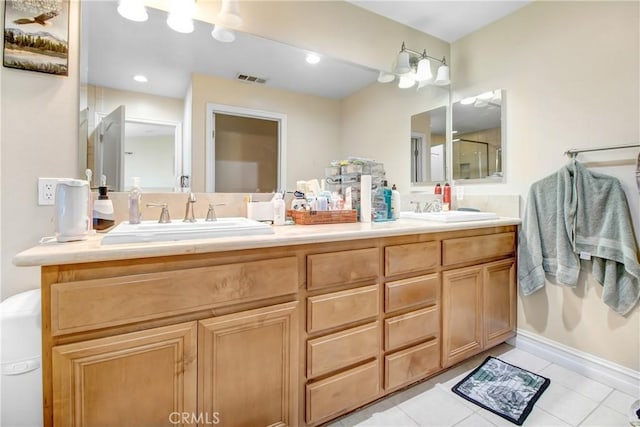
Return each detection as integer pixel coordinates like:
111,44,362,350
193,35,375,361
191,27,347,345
0,289,43,427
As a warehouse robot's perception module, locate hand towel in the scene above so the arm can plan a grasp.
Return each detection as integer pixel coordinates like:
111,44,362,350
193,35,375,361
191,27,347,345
572,161,640,315
518,161,640,315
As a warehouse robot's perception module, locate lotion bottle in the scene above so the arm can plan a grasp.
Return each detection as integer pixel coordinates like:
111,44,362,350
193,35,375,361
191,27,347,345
391,184,401,220
128,177,142,224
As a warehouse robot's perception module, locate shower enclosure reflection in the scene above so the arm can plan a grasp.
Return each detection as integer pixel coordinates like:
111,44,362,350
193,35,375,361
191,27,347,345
452,89,503,181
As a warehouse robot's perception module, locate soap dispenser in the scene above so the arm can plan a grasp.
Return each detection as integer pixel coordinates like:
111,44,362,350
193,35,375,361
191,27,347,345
128,177,142,224
93,175,115,231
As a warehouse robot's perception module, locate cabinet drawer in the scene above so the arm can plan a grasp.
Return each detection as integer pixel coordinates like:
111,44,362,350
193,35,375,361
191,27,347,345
51,256,298,335
385,273,439,313
385,241,440,276
385,339,440,390
307,248,379,290
306,360,380,424
307,285,379,333
385,306,439,351
442,232,515,266
307,321,379,379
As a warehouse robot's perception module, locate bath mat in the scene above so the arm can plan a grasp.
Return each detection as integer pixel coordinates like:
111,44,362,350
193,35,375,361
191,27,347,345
452,356,550,425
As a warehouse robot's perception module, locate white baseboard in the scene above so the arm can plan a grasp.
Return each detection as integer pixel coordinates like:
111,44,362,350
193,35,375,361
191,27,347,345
509,329,640,396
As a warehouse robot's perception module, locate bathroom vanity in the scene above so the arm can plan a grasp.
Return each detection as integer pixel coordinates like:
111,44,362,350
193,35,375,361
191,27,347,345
14,219,519,427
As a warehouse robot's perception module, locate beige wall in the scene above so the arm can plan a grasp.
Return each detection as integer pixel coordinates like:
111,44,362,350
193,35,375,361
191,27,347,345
1,1,81,298
340,83,450,192
452,1,639,370
190,73,342,192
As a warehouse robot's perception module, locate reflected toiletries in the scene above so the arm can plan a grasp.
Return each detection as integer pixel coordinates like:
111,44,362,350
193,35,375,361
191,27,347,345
93,175,115,231
128,177,142,224
360,175,372,223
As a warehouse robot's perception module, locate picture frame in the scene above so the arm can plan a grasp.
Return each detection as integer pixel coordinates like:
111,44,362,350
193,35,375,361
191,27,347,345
3,0,69,76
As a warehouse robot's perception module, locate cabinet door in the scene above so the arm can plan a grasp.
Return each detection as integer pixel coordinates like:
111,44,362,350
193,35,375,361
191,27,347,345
442,266,483,368
52,322,197,427
483,258,516,348
198,302,298,427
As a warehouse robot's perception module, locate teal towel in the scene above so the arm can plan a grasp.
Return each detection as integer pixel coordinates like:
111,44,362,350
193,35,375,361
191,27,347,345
518,161,640,315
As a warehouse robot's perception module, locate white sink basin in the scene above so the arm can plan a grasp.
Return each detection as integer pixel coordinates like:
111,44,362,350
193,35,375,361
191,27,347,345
400,210,499,223
101,217,274,245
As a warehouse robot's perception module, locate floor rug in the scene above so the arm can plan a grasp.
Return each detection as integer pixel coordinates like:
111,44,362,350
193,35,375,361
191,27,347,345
451,356,551,425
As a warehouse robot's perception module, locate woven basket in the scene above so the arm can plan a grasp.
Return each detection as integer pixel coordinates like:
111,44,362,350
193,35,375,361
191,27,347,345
289,210,357,225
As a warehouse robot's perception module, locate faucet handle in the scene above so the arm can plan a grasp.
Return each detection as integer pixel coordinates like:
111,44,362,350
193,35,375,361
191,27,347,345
410,201,422,213
206,203,226,222
146,203,171,223
183,192,197,223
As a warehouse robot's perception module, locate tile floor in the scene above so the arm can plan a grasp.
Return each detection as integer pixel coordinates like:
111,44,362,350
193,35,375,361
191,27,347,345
325,343,639,427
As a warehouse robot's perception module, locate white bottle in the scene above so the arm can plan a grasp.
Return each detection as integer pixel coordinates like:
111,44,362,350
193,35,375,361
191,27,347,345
391,184,401,220
128,177,142,224
272,192,285,226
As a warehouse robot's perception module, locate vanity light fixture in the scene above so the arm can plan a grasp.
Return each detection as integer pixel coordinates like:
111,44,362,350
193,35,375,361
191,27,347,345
210,0,243,43
217,0,243,27
382,42,450,89
167,0,196,34
306,53,321,64
117,0,148,22
211,25,236,42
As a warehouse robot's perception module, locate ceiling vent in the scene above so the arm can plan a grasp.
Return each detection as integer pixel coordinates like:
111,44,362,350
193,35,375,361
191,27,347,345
235,73,267,85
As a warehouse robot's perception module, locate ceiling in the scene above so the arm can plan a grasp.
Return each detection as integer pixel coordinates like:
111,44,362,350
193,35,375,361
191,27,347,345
347,1,532,43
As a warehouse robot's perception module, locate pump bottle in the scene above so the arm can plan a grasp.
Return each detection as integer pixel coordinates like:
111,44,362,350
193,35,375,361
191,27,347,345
128,177,142,224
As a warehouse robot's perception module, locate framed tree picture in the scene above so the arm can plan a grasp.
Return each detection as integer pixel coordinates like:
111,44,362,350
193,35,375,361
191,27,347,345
3,0,69,76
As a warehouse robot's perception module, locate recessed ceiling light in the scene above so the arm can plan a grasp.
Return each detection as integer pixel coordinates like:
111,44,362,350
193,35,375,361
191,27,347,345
306,53,320,64
133,75,148,83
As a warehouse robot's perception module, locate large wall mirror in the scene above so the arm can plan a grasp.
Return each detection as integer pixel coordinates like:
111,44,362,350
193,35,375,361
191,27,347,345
451,89,504,182
79,1,379,192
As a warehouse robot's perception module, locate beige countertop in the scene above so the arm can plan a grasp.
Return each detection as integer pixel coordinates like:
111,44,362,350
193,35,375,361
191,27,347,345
13,217,520,267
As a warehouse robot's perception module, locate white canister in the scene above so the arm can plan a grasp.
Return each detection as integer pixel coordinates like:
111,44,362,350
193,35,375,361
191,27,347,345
55,179,90,242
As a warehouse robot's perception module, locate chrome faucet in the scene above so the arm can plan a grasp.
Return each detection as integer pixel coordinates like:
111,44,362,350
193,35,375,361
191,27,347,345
424,199,443,213
183,192,197,222
205,203,227,221
146,203,171,223
410,201,422,213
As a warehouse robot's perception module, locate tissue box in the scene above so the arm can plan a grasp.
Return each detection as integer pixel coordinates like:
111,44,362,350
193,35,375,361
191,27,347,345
247,202,274,222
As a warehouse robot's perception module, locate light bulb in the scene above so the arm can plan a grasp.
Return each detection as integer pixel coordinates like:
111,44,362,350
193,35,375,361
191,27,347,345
398,75,416,89
415,58,433,82
117,0,148,22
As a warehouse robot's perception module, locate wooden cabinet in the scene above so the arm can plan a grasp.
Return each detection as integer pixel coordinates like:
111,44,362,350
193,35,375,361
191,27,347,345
306,321,379,379
306,284,379,333
305,360,380,425
483,259,517,348
442,258,516,368
41,225,517,427
52,322,197,426
442,266,483,368
198,302,298,427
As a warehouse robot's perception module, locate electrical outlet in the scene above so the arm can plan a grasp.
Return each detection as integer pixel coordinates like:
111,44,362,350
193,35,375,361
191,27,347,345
38,178,59,205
